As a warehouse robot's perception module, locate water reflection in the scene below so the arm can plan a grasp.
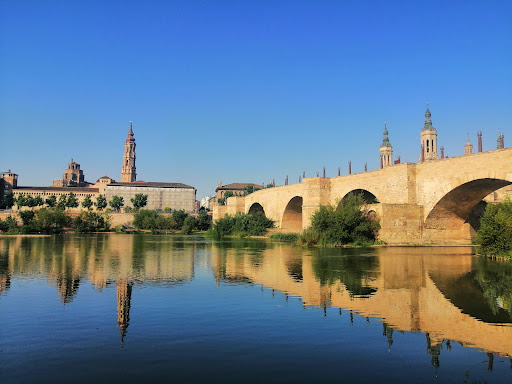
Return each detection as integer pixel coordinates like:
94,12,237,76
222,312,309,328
1,235,512,364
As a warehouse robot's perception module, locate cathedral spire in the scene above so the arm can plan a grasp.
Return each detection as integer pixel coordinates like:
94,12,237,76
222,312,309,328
464,133,473,155
419,103,439,161
121,122,137,182
380,122,393,168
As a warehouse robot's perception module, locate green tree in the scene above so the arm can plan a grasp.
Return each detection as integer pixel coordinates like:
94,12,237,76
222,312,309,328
46,195,57,208
224,191,234,199
57,194,68,210
182,216,196,234
15,194,27,209
25,195,37,209
66,192,79,209
95,194,108,211
109,195,124,212
4,191,15,209
33,196,44,208
196,209,211,231
74,211,111,233
244,185,261,196
131,193,148,210
19,210,36,226
81,195,93,210
298,194,380,247
475,199,512,257
217,197,226,206
172,209,189,230
35,208,71,234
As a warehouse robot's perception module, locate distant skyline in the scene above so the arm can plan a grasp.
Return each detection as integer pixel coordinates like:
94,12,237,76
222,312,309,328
1,0,511,198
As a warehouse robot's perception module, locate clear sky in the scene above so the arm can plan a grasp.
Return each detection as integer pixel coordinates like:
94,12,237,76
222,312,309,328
1,0,511,199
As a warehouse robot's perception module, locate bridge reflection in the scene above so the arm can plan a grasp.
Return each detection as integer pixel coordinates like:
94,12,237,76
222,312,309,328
210,243,512,363
1,235,512,364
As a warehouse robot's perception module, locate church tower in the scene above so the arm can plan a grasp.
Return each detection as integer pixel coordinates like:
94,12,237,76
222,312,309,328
464,133,473,155
419,102,439,162
380,122,393,168
121,122,136,182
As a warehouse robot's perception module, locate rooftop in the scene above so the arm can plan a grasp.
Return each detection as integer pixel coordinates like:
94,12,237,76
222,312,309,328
15,186,99,193
108,181,195,189
216,183,263,191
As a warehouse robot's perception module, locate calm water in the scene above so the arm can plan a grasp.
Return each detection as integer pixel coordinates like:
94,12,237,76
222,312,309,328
1,235,512,383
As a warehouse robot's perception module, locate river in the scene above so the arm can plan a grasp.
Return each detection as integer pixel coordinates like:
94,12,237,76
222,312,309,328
1,234,511,383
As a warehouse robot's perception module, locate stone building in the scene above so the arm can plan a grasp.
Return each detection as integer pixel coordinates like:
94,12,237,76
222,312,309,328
419,102,439,162
105,182,196,212
53,159,88,187
379,122,393,168
12,186,99,211
121,122,136,182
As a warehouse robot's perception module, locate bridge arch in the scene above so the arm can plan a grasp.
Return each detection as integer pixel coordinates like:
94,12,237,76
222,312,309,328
340,189,379,205
248,202,265,215
281,196,303,231
425,178,512,231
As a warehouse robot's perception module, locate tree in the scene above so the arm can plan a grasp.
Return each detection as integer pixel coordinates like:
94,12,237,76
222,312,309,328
16,195,26,209
217,197,226,206
244,185,260,196
46,195,57,208
57,194,68,210
196,209,211,231
36,208,71,234
95,194,108,211
131,193,148,210
182,216,196,234
33,196,44,208
4,191,15,209
224,191,234,199
475,199,512,257
25,195,37,208
66,192,79,209
81,195,93,210
109,195,124,212
172,209,189,230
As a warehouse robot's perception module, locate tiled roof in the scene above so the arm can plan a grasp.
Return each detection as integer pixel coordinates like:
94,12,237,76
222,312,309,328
15,186,99,193
216,183,263,191
108,182,195,189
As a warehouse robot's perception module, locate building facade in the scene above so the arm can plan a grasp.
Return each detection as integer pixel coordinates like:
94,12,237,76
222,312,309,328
105,182,196,212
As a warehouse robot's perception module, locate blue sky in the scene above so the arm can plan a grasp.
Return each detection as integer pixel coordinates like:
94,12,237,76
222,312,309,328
1,0,511,198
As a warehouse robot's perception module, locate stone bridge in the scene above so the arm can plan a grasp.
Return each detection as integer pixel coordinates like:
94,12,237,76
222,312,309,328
213,147,512,244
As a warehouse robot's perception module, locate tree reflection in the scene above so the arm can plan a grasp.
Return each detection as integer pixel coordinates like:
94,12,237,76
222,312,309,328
311,249,379,298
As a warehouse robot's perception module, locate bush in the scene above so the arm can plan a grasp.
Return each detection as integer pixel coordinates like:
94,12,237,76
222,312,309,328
133,209,175,231
182,216,196,234
74,211,111,233
298,194,380,247
196,210,211,231
475,199,512,258
210,212,273,238
35,208,71,233
172,210,189,230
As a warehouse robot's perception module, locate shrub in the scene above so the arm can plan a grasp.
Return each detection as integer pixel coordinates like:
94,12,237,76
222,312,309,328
195,209,211,231
74,211,111,233
172,210,189,230
298,194,380,247
133,209,175,231
475,199,512,258
182,216,196,234
34,208,71,234
210,212,273,238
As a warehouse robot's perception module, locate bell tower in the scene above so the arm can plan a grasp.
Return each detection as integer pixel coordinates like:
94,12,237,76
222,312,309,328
419,102,439,162
379,122,393,168
121,122,136,182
